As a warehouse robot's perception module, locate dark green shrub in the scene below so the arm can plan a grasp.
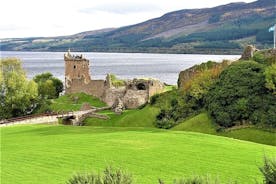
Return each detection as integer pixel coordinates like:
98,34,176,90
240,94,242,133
33,98,52,114
253,50,276,65
259,156,276,184
205,61,276,128
103,166,133,184
67,166,133,184
173,176,220,184
154,91,202,129
155,118,176,129
67,173,101,184
150,94,160,105
253,51,266,64
158,176,221,184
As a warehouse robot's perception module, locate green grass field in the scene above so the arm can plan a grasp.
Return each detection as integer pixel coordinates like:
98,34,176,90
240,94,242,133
2,93,275,184
1,125,275,184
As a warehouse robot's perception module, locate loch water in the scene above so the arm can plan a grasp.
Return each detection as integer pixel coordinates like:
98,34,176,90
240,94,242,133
1,51,239,84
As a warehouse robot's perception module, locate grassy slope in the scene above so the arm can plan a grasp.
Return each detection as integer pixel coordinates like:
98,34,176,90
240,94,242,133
49,93,106,112
84,106,159,127
173,113,276,146
48,91,275,146
1,125,275,184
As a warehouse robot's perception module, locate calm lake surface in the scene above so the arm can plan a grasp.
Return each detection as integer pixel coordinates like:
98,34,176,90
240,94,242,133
1,51,239,84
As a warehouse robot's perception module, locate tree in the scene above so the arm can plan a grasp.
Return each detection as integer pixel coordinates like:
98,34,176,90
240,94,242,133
0,58,38,119
205,61,276,128
33,72,63,99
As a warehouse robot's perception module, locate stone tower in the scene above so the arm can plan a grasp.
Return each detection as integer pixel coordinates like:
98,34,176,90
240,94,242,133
64,49,91,91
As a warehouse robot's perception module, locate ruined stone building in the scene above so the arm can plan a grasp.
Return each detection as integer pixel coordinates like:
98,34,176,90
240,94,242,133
64,50,164,109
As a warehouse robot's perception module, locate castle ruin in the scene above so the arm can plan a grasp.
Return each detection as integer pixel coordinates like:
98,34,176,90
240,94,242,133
64,50,164,109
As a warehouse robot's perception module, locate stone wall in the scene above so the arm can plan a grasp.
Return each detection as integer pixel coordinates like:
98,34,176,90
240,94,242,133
148,80,165,98
65,78,105,98
122,89,148,109
0,115,58,127
102,87,126,106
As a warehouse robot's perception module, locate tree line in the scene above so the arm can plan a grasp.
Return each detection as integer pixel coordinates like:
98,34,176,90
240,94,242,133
0,58,63,119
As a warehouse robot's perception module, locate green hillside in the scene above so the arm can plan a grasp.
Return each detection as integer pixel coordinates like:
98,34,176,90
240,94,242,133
173,113,276,146
49,93,107,112
84,106,159,127
1,125,275,184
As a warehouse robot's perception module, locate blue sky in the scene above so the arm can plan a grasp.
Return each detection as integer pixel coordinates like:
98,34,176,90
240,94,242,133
0,0,255,38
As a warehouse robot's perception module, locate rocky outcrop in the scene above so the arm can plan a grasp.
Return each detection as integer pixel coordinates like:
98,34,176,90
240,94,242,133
177,60,232,90
178,67,200,89
240,45,257,60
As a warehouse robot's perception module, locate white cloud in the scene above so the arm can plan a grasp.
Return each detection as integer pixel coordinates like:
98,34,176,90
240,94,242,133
0,0,256,38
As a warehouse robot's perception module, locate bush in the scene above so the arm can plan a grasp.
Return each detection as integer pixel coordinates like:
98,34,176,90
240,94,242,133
110,74,125,88
67,173,101,184
155,118,177,129
150,94,160,105
253,50,276,65
158,176,221,184
67,166,133,184
102,166,133,184
259,156,276,184
154,94,201,129
205,61,276,128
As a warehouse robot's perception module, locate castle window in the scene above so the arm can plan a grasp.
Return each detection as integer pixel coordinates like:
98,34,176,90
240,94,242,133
74,65,76,69
136,83,146,90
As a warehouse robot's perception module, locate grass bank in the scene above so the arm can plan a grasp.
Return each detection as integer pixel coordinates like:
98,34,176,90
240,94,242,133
173,113,276,146
84,106,159,127
49,93,106,112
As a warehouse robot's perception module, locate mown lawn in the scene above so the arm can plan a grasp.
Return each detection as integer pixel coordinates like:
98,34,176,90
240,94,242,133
1,125,275,184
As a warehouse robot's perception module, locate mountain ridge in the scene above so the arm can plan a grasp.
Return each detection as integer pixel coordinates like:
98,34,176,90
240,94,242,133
1,0,275,54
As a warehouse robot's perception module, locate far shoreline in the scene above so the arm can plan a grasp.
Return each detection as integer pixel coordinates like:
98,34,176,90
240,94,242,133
1,49,243,56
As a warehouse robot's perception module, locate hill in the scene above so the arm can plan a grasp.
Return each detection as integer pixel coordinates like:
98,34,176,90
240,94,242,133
172,113,276,146
1,125,275,183
1,0,275,54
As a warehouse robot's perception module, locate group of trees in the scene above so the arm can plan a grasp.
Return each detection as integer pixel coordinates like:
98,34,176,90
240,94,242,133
0,58,63,119
153,49,276,129
205,61,276,128
153,61,230,129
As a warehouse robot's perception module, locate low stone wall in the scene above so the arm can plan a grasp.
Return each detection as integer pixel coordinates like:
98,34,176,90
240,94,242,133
0,115,58,127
